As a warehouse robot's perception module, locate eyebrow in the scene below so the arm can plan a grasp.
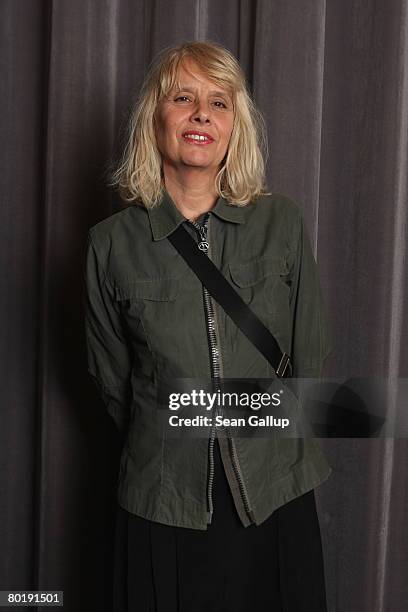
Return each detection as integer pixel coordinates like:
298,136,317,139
173,85,231,99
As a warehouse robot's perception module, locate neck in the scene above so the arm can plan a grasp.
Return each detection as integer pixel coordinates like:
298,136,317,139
162,164,219,221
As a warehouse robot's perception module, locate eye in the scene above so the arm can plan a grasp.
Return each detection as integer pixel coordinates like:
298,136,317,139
213,100,228,108
175,95,191,102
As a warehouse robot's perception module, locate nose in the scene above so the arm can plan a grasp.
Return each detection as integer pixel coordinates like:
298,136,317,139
190,99,211,123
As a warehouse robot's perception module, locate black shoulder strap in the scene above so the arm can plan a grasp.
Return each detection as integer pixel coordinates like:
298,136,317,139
168,223,291,378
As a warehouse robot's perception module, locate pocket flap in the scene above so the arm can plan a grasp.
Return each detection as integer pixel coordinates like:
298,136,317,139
229,256,289,288
114,277,179,301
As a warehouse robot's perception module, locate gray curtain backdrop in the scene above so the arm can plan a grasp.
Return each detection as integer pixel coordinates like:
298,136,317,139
1,1,407,610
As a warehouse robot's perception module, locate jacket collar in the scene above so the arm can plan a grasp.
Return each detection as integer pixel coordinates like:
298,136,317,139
147,188,246,241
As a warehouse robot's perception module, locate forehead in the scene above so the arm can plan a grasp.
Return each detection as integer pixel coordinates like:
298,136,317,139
171,59,232,97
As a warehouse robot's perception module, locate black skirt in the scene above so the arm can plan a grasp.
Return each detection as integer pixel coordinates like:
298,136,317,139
113,438,328,612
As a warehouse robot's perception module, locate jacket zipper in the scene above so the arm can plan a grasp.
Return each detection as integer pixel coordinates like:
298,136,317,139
187,215,254,525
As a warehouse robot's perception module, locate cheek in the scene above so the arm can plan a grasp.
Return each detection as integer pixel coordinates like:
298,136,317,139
220,125,233,149
219,116,234,140
156,111,174,138
164,119,182,144
157,123,178,152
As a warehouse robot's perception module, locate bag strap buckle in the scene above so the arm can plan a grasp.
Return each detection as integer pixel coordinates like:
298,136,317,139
276,353,291,378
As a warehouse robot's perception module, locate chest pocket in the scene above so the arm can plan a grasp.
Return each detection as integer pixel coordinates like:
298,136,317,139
114,277,181,365
114,276,180,334
114,277,180,303
228,256,292,354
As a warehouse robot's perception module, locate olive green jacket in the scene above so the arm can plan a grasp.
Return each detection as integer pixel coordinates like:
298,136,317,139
83,189,333,530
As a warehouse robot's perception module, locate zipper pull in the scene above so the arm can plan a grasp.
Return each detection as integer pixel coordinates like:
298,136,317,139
187,215,209,251
197,222,209,252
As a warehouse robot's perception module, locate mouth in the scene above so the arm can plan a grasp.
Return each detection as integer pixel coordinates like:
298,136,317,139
181,131,215,145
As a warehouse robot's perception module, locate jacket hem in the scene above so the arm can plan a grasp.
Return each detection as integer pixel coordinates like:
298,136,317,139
251,456,332,527
116,486,209,530
116,454,332,531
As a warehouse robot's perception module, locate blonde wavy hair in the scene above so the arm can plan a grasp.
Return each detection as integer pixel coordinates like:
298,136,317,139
108,40,271,207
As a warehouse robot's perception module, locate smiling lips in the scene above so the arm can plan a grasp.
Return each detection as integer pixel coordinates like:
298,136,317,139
182,131,214,145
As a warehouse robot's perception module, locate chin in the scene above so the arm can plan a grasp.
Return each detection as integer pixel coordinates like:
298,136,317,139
185,156,211,163
181,157,213,167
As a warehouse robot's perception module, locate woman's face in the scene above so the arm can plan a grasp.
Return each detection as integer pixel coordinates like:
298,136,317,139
154,59,234,175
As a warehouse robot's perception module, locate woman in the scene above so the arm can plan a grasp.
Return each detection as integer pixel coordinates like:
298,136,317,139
84,41,332,611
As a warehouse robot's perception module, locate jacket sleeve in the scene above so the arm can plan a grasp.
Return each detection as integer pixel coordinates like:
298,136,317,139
83,230,132,435
288,209,332,379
